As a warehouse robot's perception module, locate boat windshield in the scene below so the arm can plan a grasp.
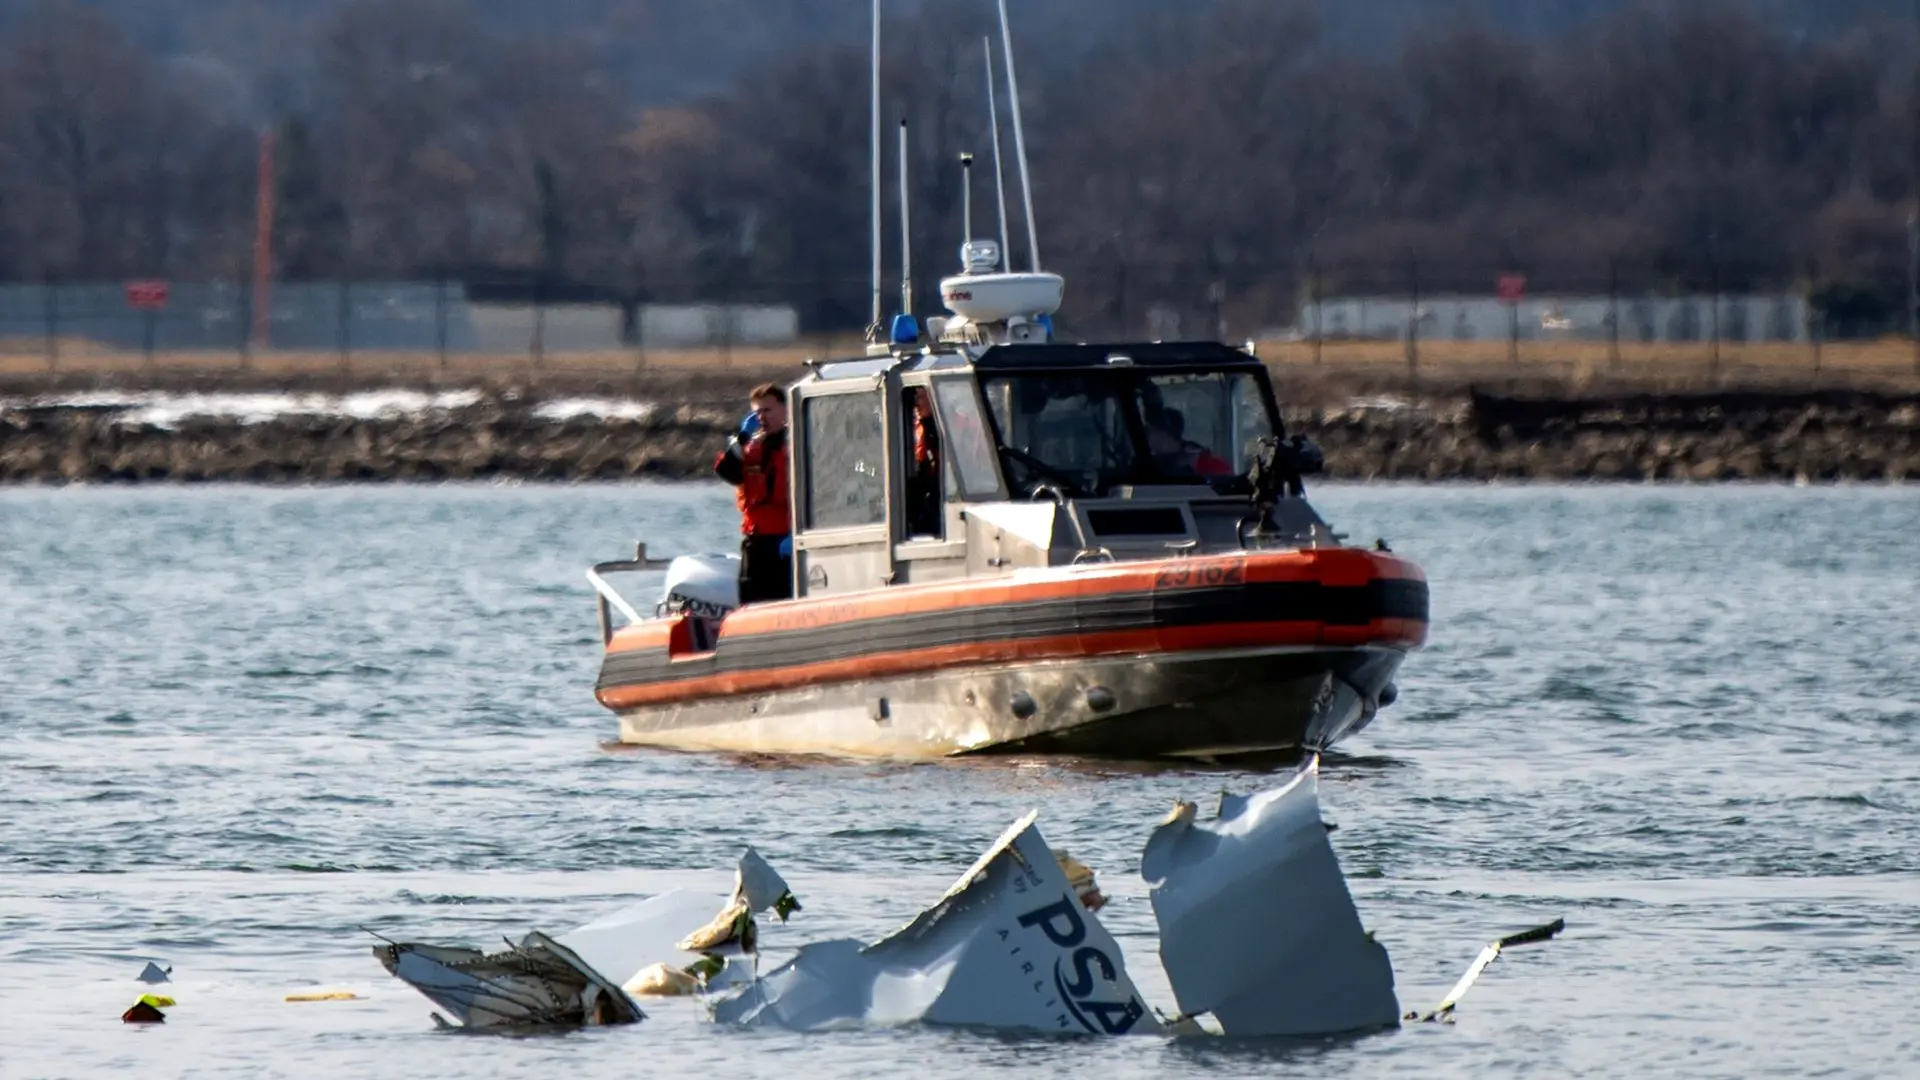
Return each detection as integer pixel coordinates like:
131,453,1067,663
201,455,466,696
979,369,1277,495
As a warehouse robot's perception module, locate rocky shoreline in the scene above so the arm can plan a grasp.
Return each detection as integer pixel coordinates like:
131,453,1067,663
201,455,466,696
3,387,1917,484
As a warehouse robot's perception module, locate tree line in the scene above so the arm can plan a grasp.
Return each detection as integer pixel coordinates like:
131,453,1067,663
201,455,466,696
1,0,1916,335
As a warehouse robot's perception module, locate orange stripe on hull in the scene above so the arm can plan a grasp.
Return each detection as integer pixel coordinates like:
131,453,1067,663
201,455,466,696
595,617,1422,711
605,548,1426,656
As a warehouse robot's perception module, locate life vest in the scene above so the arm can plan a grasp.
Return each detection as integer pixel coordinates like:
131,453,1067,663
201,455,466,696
913,414,939,473
1193,445,1233,477
727,430,791,536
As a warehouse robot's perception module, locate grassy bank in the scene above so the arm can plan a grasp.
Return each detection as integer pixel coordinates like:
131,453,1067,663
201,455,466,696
5,338,1920,404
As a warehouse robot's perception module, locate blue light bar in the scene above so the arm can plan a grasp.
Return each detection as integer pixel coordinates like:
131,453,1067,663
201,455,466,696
890,313,920,345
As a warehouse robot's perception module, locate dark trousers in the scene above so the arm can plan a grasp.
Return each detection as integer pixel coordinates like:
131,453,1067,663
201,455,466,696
739,534,793,605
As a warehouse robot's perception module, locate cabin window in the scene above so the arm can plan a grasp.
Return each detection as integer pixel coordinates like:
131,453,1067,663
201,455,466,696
900,386,944,539
1137,372,1276,476
932,379,1002,499
803,391,886,530
978,368,1279,493
980,373,1138,495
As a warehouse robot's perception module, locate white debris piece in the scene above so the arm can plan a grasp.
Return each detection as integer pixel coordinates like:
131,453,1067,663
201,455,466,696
136,962,171,984
554,847,801,989
732,846,798,917
373,932,644,1029
554,889,728,990
713,811,1160,1036
1140,756,1401,1037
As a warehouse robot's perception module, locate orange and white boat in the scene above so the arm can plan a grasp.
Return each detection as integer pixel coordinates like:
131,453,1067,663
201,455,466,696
586,330,1427,759
583,1,1426,760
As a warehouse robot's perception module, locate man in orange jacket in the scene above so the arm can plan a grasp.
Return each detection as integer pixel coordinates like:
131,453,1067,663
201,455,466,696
713,383,793,604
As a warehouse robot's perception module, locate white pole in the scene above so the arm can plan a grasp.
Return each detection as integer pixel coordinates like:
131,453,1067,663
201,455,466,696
984,37,1011,270
960,153,974,252
899,119,912,317
996,0,1041,272
869,0,883,331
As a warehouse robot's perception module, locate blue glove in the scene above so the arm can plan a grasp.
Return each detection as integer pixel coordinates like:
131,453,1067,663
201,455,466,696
739,410,762,439
777,536,792,557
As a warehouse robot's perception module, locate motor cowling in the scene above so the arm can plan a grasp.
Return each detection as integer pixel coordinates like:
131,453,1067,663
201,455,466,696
659,554,740,618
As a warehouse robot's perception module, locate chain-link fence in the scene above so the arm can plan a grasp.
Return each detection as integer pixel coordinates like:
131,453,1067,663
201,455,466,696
3,252,1917,382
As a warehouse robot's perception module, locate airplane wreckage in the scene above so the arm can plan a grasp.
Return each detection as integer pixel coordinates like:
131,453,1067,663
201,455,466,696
372,759,1564,1039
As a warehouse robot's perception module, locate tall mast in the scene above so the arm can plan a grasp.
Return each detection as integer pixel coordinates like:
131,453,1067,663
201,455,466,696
996,0,1041,272
960,153,974,250
983,37,1011,269
899,119,912,317
869,0,882,332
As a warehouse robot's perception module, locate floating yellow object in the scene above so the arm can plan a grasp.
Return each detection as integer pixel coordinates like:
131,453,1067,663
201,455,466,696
624,963,701,997
285,991,362,1002
1055,851,1108,911
676,900,753,953
139,994,177,1008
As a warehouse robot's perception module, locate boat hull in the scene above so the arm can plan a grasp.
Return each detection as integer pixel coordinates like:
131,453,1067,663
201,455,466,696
613,644,1403,760
597,549,1426,761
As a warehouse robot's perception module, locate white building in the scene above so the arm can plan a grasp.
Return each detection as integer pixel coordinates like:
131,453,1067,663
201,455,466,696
1295,293,1813,344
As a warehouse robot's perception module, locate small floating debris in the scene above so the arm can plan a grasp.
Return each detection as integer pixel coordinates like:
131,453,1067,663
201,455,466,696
285,990,363,1003
1054,850,1107,911
121,995,169,1024
624,963,703,998
136,962,171,984
375,848,804,1028
1411,918,1568,1023
372,932,643,1030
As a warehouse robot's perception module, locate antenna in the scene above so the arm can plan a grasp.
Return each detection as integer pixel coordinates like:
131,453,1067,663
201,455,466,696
868,0,882,335
898,118,912,317
960,153,974,253
996,0,1041,272
983,37,1011,270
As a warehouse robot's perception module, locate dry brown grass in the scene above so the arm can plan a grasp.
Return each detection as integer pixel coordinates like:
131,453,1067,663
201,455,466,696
3,334,1918,398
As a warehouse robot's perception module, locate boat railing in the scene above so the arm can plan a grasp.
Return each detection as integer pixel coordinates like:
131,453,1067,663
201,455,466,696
586,542,676,645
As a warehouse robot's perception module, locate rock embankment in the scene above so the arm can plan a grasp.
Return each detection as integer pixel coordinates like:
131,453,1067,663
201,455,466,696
0,401,737,483
1305,389,1920,481
2,389,1916,483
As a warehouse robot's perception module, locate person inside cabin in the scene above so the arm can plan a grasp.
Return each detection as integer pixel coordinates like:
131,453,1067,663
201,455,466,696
905,387,943,538
1143,406,1232,479
714,383,793,604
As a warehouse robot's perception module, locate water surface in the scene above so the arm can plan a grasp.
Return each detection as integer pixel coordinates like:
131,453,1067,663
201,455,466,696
2,484,1915,1078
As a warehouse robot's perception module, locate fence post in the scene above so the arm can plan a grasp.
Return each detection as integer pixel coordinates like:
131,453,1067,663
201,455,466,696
1709,252,1722,378
531,275,546,369
337,279,352,372
143,307,158,369
1309,255,1323,366
1908,210,1919,376
1807,257,1823,378
435,278,450,370
635,296,649,372
1607,256,1621,370
1405,253,1419,377
238,287,252,370
42,276,58,373
1507,292,1520,368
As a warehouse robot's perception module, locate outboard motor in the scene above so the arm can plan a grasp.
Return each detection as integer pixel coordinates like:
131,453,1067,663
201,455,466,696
659,554,740,618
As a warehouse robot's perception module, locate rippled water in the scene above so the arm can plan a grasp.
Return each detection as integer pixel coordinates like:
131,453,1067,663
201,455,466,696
3,484,1916,1079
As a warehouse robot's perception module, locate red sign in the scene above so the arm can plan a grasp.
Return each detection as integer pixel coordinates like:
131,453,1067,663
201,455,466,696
125,280,170,311
1495,274,1527,303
